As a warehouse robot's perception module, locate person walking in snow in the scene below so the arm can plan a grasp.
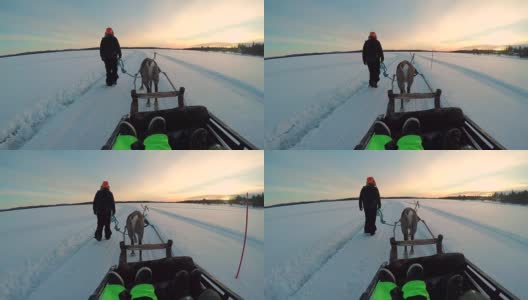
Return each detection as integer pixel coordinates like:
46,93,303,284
100,27,122,86
93,180,115,241
359,176,381,235
362,32,384,88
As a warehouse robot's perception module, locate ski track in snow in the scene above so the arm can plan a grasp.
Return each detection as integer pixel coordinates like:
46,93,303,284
1,209,128,300
268,57,401,149
420,204,528,248
267,221,363,299
416,54,528,100
157,53,264,102
0,52,140,150
267,200,528,299
150,207,263,248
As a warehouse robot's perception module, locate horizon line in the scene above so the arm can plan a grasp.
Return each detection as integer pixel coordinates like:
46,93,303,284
264,44,528,60
0,41,265,58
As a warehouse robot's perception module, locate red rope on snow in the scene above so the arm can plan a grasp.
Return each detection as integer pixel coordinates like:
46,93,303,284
235,193,249,279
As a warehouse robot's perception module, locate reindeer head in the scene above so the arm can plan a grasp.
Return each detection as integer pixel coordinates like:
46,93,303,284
140,204,149,217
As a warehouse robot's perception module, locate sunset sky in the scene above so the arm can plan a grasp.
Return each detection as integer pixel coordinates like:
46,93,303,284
0,151,263,210
0,0,263,55
265,151,528,206
265,0,528,57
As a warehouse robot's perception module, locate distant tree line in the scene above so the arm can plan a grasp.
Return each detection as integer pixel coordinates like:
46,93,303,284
455,46,528,58
490,190,528,205
231,193,264,207
185,42,264,57
442,190,528,205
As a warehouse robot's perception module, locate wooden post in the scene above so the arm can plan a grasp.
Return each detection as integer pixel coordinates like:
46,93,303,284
166,240,173,258
387,90,395,115
390,237,397,263
434,89,442,109
119,241,127,265
131,90,139,115
178,87,185,108
436,234,444,254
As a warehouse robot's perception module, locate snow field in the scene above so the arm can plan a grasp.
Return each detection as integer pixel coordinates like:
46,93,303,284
0,49,263,149
265,199,528,299
265,52,528,149
0,203,263,300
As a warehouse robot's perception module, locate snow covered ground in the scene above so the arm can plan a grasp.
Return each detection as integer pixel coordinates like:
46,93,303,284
265,199,528,299
0,49,263,149
0,203,263,300
265,52,528,149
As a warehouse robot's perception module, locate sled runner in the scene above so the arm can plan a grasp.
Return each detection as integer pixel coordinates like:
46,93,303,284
102,72,257,150
360,235,519,300
89,240,243,300
355,89,506,150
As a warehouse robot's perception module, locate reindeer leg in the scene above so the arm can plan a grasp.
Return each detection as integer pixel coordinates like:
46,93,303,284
147,82,151,106
154,81,159,111
130,235,135,256
410,231,415,255
403,231,409,258
139,237,142,262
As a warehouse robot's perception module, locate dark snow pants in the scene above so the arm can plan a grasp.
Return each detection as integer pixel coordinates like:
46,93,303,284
104,58,118,85
367,60,381,86
364,207,377,234
95,212,112,240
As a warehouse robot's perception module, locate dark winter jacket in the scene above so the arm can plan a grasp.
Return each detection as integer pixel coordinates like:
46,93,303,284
359,184,381,211
100,34,122,60
93,188,115,215
362,38,384,64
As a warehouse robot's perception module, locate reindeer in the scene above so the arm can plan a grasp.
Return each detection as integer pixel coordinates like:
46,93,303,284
400,201,420,257
126,205,149,257
139,56,161,109
396,60,418,94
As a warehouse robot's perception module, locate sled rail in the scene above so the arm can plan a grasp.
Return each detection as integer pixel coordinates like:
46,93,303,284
465,259,519,300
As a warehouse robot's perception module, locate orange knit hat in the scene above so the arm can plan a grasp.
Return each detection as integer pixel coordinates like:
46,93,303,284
366,176,376,185
101,181,110,189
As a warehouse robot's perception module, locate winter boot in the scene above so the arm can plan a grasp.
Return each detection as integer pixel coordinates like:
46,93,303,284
130,267,157,300
443,128,462,150
119,121,137,137
372,268,402,300
398,117,424,150
147,116,167,136
101,271,128,300
445,274,464,300
379,268,396,283
401,264,429,300
406,263,424,281
169,270,191,299
367,121,396,150
402,117,421,136
135,267,153,285
189,128,208,149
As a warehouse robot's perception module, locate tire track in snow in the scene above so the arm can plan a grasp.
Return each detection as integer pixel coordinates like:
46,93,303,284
1,210,127,300
268,56,400,149
416,54,528,99
156,53,263,102
0,51,141,149
421,204,528,248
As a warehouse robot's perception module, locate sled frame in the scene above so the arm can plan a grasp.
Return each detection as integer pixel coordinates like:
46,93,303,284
387,89,442,115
